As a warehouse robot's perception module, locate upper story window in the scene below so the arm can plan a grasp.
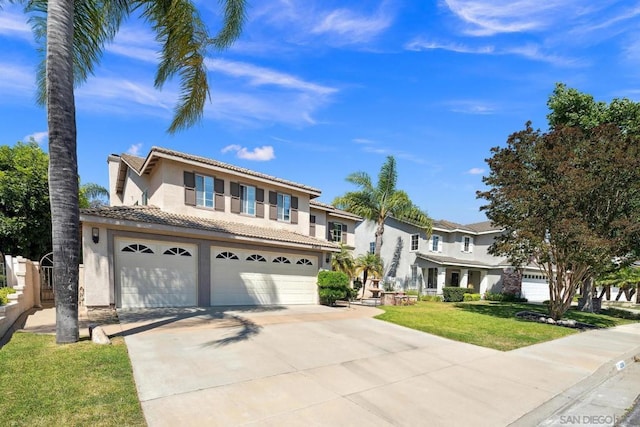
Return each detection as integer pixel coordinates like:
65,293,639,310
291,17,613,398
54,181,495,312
329,222,346,243
196,174,214,208
277,193,291,221
241,184,256,215
141,189,148,206
410,234,419,251
462,236,474,253
369,241,375,254
431,235,442,252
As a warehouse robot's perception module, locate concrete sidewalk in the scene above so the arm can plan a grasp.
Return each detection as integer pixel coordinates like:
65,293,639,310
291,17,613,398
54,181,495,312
7,305,640,426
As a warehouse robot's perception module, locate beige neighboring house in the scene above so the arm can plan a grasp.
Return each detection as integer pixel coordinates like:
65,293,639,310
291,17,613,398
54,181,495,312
80,147,360,309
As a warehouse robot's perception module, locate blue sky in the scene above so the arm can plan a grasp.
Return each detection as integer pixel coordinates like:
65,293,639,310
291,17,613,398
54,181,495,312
1,1,640,224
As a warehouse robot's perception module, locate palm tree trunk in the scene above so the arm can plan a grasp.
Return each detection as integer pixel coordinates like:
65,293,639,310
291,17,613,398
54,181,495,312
47,0,79,343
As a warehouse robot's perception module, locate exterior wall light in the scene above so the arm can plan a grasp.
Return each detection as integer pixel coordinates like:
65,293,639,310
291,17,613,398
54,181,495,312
92,227,100,244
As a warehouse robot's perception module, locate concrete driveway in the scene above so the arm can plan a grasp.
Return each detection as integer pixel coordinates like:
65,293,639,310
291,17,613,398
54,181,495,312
112,305,640,427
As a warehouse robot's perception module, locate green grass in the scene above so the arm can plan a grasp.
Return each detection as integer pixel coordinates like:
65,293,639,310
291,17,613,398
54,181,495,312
0,333,145,427
376,301,637,351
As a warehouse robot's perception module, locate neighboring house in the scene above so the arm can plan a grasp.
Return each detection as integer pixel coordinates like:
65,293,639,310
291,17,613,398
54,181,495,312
80,147,360,308
355,218,551,301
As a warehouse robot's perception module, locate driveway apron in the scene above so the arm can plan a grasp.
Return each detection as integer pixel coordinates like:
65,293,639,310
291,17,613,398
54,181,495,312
116,305,640,427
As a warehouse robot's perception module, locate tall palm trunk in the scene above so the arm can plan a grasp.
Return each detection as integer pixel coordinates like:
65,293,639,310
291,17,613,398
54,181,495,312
47,0,79,343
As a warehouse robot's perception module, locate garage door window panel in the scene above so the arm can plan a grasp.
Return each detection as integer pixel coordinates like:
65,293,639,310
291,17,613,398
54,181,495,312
216,251,239,260
247,254,267,262
297,258,313,266
122,244,154,254
273,256,291,264
163,247,192,256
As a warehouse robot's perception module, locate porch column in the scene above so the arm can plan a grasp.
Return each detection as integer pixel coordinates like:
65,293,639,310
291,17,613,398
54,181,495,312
479,271,488,295
460,268,469,288
436,267,446,294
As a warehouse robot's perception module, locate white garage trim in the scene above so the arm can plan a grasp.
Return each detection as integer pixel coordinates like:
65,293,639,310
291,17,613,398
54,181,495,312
116,237,198,308
211,247,318,306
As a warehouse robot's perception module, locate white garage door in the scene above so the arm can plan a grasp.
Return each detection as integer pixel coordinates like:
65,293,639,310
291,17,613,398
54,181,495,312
211,247,318,306
116,238,198,308
521,275,550,302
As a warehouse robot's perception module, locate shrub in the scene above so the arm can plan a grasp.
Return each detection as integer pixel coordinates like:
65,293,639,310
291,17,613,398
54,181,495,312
442,286,470,302
463,293,482,302
483,291,527,303
317,271,352,306
420,295,443,302
0,287,17,305
405,289,419,296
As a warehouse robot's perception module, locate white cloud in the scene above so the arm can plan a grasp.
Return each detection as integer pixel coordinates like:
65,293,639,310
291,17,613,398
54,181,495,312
311,7,392,44
221,145,275,161
0,62,36,95
205,59,336,95
24,131,48,145
405,40,495,54
442,0,570,36
0,9,32,41
446,100,497,115
467,167,485,175
353,138,375,144
127,143,143,156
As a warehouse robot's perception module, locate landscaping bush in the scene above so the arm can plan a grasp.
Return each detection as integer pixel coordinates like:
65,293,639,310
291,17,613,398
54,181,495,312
420,295,443,302
463,293,482,302
317,271,352,306
442,286,470,302
405,289,419,296
0,287,16,305
484,291,527,302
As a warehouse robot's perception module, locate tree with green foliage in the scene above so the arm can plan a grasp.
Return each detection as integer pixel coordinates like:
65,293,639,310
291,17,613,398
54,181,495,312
479,121,640,320
15,0,246,343
79,183,109,208
0,141,51,260
331,244,355,277
355,252,383,299
317,270,352,306
597,267,640,303
333,156,432,256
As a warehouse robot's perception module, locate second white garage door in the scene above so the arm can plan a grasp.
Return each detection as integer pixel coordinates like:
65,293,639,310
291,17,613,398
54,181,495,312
521,275,550,302
116,238,198,308
210,247,318,306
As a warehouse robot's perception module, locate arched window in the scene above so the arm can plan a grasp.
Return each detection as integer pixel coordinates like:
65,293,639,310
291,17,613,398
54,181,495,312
216,251,239,260
273,256,291,264
122,244,154,254
246,254,266,262
296,258,313,266
163,247,192,256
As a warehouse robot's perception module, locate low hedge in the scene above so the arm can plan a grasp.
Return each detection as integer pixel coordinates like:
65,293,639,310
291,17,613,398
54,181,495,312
317,271,353,306
420,295,443,302
0,287,16,305
485,291,528,303
442,286,470,302
463,293,482,302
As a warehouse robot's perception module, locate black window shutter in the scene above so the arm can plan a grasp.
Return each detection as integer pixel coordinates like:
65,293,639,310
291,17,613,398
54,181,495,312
230,182,240,197
268,191,277,205
291,196,298,210
214,178,225,194
269,191,277,220
184,171,195,206
310,215,316,224
327,221,334,240
256,188,264,202
341,224,347,243
256,188,264,218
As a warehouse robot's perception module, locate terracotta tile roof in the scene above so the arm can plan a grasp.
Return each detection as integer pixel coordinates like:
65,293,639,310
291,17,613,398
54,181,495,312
309,200,362,220
81,205,339,250
120,154,145,172
415,253,506,268
432,219,501,234
134,147,321,195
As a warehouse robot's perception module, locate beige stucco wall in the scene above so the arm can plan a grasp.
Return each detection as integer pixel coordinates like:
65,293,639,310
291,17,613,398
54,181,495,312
82,223,111,306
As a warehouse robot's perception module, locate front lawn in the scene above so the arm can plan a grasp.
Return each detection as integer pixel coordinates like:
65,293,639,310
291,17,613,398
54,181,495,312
0,333,145,426
376,301,637,351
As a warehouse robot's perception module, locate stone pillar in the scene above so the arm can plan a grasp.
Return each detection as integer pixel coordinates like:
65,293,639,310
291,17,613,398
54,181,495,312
437,267,446,294
460,268,469,288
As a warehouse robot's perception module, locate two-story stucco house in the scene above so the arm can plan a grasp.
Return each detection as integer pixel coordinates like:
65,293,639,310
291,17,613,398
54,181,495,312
80,147,359,309
355,218,550,301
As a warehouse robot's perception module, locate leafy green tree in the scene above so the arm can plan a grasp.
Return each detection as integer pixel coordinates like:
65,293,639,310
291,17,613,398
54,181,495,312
0,141,51,260
597,267,640,303
355,252,383,299
478,122,640,320
18,0,246,343
331,244,355,277
333,156,432,256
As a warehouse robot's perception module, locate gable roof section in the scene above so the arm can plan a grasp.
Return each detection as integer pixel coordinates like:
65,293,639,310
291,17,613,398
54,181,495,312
432,219,501,235
416,253,507,269
309,200,361,221
115,147,321,197
81,205,339,251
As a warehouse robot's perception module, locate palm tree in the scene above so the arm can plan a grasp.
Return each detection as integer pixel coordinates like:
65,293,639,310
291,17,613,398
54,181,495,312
355,252,382,299
333,156,432,256
80,183,109,208
331,244,355,277
23,0,245,343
